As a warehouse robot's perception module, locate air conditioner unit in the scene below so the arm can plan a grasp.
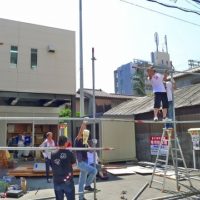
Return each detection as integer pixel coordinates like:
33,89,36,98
47,45,55,53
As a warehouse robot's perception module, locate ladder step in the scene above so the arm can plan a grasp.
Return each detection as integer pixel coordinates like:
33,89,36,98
164,139,176,141
177,158,183,161
156,159,167,163
158,149,168,152
172,148,180,151
152,180,163,184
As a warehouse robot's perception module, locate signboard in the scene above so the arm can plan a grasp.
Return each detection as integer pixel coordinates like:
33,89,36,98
150,136,168,156
188,128,200,150
191,134,200,150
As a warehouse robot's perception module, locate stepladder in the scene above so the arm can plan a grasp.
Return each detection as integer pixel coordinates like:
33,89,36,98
149,128,193,192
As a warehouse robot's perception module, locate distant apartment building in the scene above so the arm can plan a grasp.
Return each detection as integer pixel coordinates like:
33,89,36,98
114,60,150,96
114,62,134,95
0,18,76,146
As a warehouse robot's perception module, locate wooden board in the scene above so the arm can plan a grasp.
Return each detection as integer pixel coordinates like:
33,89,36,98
106,168,136,175
8,162,127,177
127,166,154,175
7,163,80,177
33,163,51,172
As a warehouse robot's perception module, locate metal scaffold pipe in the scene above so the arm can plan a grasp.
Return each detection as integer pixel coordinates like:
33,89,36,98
1,117,200,124
132,65,200,75
0,146,114,151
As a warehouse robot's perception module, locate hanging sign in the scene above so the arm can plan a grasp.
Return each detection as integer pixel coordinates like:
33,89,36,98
150,136,168,156
188,128,200,150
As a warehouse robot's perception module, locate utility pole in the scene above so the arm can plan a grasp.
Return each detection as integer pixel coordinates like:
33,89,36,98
79,0,84,116
91,47,97,200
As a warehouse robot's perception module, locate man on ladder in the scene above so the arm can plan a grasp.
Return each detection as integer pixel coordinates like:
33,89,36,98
149,68,192,192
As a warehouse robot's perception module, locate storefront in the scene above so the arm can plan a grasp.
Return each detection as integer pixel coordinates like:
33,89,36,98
7,123,58,147
0,106,61,147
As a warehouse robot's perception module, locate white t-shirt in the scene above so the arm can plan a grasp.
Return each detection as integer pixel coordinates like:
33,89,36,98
166,81,173,101
40,139,55,159
18,135,25,147
150,73,166,93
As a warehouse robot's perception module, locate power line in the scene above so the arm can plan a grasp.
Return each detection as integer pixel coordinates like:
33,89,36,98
191,0,200,5
185,0,200,10
146,0,200,16
120,0,200,27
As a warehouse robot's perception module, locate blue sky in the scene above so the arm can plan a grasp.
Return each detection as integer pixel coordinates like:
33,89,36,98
1,0,200,93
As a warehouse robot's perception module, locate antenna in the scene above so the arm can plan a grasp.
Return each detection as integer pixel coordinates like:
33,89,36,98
165,35,168,53
154,32,159,52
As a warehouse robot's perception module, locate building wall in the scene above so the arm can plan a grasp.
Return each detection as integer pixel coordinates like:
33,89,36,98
0,18,76,95
86,97,131,117
135,106,200,168
174,75,200,88
100,120,136,163
75,98,89,116
0,120,7,147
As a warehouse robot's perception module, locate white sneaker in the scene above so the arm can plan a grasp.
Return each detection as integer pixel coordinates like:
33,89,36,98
162,117,170,122
47,178,51,183
154,117,158,121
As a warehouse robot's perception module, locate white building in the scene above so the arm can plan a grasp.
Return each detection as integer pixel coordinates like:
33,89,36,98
0,18,76,146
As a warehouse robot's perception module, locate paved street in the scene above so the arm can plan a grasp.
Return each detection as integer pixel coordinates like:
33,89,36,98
3,170,200,200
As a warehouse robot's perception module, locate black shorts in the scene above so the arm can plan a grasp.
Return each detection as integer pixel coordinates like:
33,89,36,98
154,92,168,109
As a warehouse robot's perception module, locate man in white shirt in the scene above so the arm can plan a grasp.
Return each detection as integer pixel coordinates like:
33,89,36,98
147,66,168,121
40,132,55,183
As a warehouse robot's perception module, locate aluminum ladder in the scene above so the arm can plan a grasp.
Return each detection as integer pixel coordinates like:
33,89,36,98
149,128,192,192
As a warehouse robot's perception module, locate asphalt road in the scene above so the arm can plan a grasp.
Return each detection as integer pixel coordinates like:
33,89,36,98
3,171,200,200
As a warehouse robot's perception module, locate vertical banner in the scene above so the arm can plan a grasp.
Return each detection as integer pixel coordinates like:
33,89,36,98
59,123,68,137
188,128,200,150
150,136,168,156
191,134,200,150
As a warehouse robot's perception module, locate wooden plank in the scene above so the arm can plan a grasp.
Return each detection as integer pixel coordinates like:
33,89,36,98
8,166,32,173
7,171,80,177
127,166,154,175
106,168,136,175
7,163,80,177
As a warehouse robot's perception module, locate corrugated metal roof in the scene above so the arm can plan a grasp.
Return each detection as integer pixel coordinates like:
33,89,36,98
173,67,200,78
104,96,153,116
104,83,200,116
174,83,200,108
78,88,135,99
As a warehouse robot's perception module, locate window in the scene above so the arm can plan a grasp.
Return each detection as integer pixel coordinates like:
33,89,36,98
10,46,18,67
31,48,37,68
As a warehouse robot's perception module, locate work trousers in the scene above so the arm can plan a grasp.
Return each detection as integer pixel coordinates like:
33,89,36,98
54,180,75,200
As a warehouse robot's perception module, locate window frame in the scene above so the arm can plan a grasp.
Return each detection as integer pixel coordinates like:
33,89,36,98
10,45,18,68
31,48,38,69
